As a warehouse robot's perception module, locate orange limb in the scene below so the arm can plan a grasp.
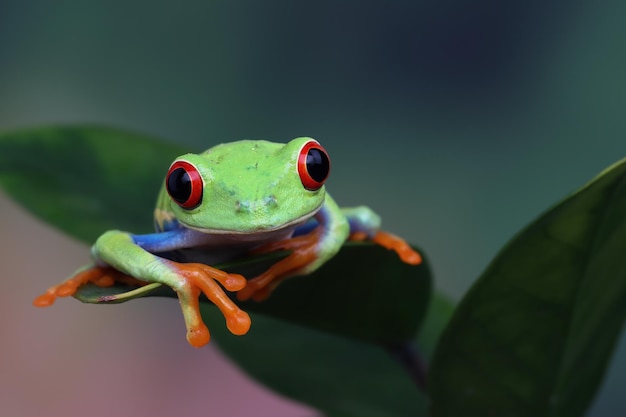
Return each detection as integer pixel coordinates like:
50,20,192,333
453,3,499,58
350,231,422,265
236,227,323,302
33,261,250,349
167,262,250,347
32,266,145,307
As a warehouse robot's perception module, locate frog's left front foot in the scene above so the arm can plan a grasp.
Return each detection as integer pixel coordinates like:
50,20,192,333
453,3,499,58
350,231,422,265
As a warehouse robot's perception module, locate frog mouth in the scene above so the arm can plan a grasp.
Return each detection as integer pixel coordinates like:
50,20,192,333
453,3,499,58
179,206,321,235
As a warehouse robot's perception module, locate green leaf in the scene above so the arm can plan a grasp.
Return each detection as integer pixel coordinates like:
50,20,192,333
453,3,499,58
75,241,431,344
0,125,438,415
429,159,626,417
202,291,455,417
75,244,438,417
0,125,186,242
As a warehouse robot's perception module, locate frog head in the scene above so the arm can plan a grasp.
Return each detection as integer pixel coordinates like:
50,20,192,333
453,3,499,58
164,137,330,234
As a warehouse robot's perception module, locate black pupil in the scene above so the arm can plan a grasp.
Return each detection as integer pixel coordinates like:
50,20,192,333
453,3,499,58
167,167,192,204
306,148,330,182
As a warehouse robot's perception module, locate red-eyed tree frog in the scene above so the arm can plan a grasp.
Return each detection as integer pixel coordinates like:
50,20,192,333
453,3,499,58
34,138,421,347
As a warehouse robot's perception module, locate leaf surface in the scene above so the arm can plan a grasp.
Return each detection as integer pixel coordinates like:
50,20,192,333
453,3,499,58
0,125,438,416
76,241,431,344
0,125,185,242
430,159,626,417
202,291,454,417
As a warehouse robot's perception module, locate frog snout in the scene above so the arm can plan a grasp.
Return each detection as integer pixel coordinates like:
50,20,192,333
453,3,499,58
235,195,278,214
234,195,281,230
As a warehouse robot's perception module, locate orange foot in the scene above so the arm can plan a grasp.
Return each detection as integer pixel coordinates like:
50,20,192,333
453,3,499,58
33,265,144,307
350,231,422,265
166,261,250,347
236,227,323,302
33,262,251,348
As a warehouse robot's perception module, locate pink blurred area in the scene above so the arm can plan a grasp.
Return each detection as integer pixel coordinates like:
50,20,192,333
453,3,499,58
0,190,317,417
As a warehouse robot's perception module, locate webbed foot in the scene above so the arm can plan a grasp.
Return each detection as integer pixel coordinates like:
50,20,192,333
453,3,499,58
34,262,251,348
166,261,250,347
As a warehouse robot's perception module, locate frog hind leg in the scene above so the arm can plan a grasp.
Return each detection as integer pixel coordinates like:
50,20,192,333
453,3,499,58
344,206,422,265
32,265,144,307
350,230,422,265
236,226,322,302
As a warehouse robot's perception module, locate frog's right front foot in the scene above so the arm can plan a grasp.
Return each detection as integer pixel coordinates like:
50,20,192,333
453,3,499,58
33,262,252,348
164,261,251,347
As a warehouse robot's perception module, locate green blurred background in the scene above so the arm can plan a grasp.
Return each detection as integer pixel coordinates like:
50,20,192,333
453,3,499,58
1,1,625,416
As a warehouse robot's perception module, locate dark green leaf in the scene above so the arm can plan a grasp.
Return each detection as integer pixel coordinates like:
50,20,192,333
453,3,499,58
0,125,185,242
415,289,456,360
430,159,626,417
75,242,431,344
76,244,441,417
201,291,455,417
248,243,430,344
0,125,438,415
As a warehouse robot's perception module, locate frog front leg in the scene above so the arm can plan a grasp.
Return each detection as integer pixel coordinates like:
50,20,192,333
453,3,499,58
33,228,250,347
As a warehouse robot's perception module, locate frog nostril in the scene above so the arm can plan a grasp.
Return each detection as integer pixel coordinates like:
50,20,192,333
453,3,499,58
235,200,251,213
264,195,278,208
236,197,278,215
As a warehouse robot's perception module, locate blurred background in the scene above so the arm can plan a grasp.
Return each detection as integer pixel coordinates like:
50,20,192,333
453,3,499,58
1,1,625,416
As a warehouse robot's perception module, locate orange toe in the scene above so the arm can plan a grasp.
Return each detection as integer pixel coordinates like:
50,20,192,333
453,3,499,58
169,262,252,345
373,231,422,265
33,291,56,307
187,324,211,348
225,310,252,335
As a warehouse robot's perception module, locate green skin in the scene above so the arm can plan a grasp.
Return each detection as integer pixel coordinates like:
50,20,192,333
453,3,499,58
82,137,385,345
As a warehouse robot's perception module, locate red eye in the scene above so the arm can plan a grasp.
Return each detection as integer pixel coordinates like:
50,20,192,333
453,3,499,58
298,140,330,191
166,160,203,209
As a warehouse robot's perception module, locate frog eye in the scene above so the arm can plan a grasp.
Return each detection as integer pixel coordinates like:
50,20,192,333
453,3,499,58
298,140,330,191
166,160,203,209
